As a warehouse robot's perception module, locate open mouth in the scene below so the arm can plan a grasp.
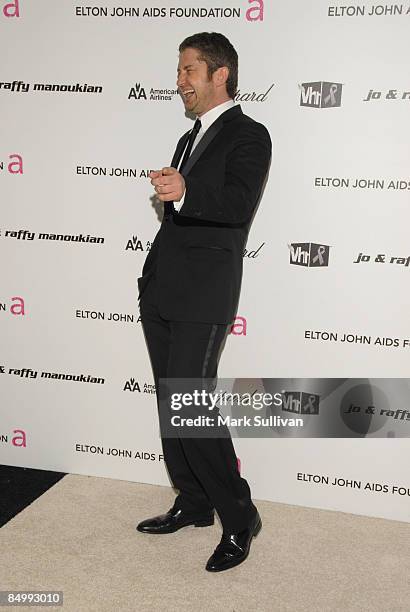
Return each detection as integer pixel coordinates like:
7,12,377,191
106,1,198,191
182,89,195,102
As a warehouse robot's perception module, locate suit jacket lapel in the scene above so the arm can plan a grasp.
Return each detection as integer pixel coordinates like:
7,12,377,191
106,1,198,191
171,105,243,176
180,119,223,177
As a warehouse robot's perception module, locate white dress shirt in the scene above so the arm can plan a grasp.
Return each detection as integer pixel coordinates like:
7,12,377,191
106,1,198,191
173,99,235,212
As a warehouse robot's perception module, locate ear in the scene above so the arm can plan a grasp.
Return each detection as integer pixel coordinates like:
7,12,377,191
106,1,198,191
214,66,229,88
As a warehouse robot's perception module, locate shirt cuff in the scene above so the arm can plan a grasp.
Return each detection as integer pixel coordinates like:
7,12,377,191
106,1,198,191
173,189,186,213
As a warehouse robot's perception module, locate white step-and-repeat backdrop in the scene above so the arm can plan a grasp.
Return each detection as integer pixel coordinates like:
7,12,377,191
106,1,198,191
1,0,409,522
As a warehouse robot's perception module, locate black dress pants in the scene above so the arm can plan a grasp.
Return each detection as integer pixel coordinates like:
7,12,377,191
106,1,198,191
139,272,256,532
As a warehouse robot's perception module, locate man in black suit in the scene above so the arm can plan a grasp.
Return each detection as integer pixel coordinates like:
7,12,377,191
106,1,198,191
137,32,271,572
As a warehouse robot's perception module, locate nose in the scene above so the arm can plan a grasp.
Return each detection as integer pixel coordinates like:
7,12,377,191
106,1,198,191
176,72,185,89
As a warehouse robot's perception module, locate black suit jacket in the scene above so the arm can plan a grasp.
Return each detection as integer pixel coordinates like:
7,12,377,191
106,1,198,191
138,104,271,324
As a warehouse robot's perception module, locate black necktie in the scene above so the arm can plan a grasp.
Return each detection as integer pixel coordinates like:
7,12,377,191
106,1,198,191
178,118,202,173
164,119,201,216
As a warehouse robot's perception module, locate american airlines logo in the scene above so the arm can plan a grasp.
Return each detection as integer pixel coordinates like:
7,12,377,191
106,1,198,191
128,81,178,102
128,82,147,100
300,81,342,108
288,243,330,267
125,235,152,252
123,377,156,393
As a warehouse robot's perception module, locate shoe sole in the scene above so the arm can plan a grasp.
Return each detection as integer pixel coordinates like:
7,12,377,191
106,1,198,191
137,516,214,534
194,518,214,528
253,517,262,537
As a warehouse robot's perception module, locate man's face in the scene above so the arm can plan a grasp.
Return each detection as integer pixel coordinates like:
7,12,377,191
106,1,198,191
177,47,220,116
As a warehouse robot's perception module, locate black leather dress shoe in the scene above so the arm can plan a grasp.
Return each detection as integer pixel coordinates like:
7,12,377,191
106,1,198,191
205,511,262,572
136,507,214,534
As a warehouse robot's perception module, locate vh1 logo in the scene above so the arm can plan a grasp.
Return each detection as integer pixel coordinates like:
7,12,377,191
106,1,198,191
289,243,330,267
2,0,20,17
282,392,320,415
300,82,342,108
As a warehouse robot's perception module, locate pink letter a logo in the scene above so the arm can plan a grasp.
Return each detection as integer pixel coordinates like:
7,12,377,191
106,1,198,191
3,0,20,17
229,316,247,336
8,154,23,174
12,429,27,447
10,296,25,316
246,0,264,21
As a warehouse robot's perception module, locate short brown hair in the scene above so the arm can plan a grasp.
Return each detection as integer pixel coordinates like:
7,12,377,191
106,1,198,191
179,32,238,99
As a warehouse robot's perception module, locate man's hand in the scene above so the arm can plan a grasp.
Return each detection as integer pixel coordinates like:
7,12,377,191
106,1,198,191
149,167,185,202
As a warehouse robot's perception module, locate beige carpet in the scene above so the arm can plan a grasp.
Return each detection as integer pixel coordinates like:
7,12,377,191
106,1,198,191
0,474,409,612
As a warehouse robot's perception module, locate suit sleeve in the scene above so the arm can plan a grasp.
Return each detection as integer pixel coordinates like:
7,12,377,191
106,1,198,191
178,122,272,225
